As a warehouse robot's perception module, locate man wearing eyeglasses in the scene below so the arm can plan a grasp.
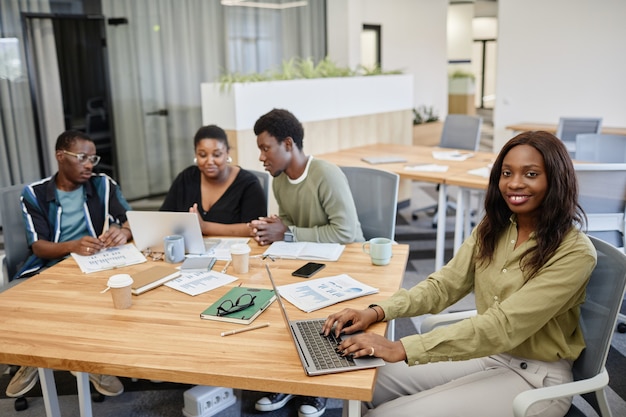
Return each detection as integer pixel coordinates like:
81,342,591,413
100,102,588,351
6,129,132,399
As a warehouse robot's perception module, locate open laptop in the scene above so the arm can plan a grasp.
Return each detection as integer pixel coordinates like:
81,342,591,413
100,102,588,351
126,211,207,254
265,265,385,376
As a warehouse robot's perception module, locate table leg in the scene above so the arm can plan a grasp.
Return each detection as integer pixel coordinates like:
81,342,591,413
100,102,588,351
435,183,448,270
38,368,61,417
342,399,362,417
75,371,93,417
454,188,467,254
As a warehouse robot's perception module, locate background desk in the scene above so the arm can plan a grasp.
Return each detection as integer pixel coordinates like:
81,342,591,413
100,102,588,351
317,144,495,269
0,242,408,417
506,123,626,136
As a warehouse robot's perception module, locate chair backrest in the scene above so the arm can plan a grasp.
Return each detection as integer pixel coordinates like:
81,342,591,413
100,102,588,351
439,114,483,151
575,133,626,163
574,163,626,250
339,166,399,241
0,184,30,282
574,235,626,383
556,117,602,149
247,169,270,213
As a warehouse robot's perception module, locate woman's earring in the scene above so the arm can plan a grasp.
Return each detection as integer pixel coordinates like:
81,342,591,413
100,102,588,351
193,157,198,165
227,156,233,163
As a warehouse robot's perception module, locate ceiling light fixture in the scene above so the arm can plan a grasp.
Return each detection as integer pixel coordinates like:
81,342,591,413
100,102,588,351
221,0,308,10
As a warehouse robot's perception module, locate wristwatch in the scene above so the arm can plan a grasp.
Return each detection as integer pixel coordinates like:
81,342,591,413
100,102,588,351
284,231,295,242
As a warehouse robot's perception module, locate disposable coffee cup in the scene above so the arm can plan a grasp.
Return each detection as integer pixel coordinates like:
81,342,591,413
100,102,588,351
107,274,134,309
230,243,251,274
362,237,393,266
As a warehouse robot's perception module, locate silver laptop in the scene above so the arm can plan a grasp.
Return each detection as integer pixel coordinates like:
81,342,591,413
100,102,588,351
126,211,207,254
265,265,385,376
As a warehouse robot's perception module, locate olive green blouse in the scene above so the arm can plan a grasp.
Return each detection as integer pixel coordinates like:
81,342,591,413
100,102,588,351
378,218,597,366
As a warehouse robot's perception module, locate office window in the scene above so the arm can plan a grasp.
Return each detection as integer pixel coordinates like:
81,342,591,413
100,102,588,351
224,1,326,75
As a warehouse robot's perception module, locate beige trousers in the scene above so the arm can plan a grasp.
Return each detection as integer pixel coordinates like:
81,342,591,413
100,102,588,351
365,353,573,417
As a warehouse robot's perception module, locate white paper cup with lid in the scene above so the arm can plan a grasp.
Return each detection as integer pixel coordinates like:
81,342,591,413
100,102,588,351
107,273,134,309
230,243,251,274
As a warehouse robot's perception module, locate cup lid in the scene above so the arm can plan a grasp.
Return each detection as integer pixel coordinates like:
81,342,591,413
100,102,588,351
107,274,134,288
230,243,251,254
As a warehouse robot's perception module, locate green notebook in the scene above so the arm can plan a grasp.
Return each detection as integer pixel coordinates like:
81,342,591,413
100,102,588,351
200,287,276,325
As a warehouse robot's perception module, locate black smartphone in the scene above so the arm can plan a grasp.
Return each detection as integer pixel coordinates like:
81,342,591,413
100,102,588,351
291,262,326,278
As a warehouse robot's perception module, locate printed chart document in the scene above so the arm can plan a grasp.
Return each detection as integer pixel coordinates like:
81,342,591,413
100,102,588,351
164,270,237,296
202,238,250,260
277,274,379,312
262,241,345,261
71,243,147,273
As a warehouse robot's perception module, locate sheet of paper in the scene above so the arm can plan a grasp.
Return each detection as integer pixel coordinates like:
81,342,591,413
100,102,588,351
432,151,474,161
201,237,250,260
467,166,491,178
404,164,449,172
164,270,237,296
277,274,379,312
70,243,147,273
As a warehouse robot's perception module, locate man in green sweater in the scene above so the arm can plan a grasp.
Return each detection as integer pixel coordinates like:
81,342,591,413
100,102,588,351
249,108,364,417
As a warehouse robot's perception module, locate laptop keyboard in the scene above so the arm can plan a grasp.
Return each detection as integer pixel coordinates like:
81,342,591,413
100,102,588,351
296,319,356,370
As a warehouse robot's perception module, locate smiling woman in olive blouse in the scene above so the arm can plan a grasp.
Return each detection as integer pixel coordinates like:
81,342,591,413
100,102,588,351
159,125,267,236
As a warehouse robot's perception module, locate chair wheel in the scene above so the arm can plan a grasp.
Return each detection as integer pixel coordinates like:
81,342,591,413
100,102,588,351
91,392,106,402
411,213,419,220
14,396,28,411
617,322,626,333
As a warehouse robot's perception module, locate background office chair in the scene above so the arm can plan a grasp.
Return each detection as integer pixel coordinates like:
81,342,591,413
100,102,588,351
575,133,626,163
420,235,626,417
0,184,29,288
574,163,626,251
412,114,483,227
556,117,603,156
575,163,626,333
340,166,399,340
339,166,399,241
248,169,270,214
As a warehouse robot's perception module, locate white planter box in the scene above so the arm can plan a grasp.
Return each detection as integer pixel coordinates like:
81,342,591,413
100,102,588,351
201,74,414,130
448,77,475,95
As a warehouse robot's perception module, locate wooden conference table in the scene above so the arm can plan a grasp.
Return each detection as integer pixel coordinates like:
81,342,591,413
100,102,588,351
0,242,409,417
317,144,494,269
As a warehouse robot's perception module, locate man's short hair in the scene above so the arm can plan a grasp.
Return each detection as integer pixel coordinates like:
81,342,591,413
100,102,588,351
55,130,93,151
253,108,304,149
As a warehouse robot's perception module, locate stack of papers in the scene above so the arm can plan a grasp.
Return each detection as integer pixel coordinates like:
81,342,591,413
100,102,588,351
71,243,147,273
278,274,378,312
262,241,345,261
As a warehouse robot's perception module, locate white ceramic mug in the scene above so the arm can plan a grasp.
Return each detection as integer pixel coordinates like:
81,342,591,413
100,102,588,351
362,237,393,266
164,234,185,263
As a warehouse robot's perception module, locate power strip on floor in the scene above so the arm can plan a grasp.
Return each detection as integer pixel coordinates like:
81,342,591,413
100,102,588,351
182,385,237,417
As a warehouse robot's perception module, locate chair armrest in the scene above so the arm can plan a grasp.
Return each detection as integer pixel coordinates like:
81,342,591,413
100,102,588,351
512,369,609,417
419,309,477,333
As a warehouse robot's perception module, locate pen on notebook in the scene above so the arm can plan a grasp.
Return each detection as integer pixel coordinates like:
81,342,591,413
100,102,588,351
221,260,232,273
221,322,270,337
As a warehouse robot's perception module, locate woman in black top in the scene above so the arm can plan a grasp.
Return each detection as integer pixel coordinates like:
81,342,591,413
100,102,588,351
160,125,266,236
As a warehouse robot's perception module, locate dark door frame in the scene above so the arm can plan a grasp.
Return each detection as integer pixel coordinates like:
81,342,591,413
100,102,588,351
21,12,117,178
